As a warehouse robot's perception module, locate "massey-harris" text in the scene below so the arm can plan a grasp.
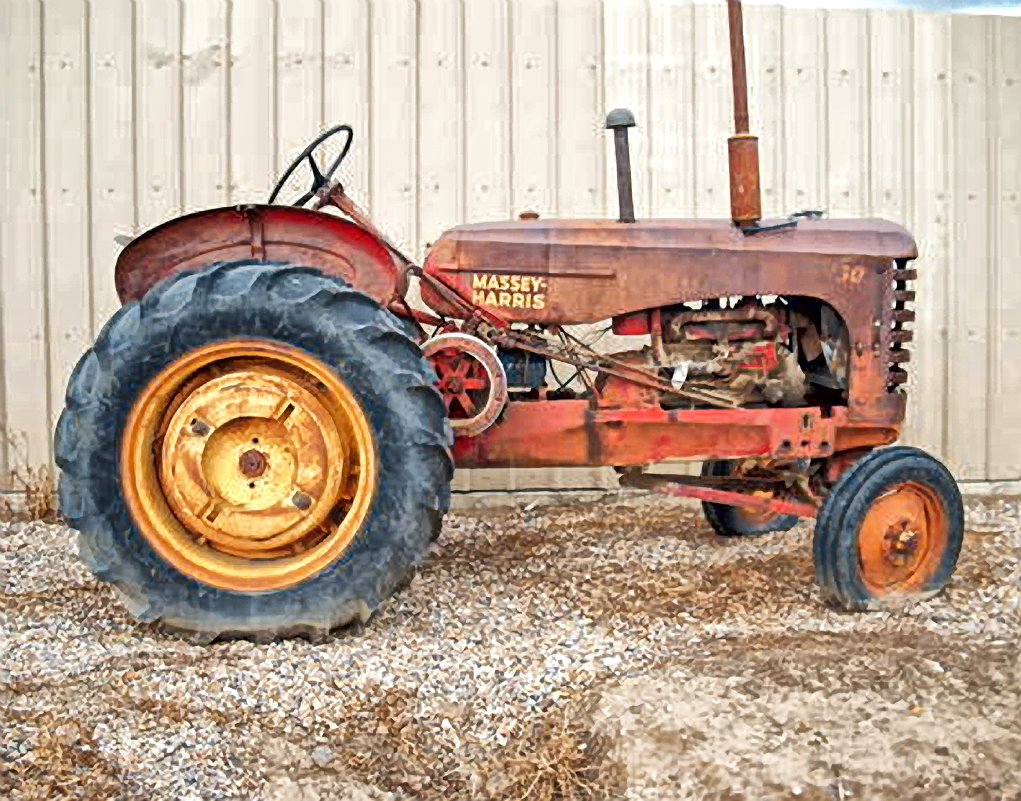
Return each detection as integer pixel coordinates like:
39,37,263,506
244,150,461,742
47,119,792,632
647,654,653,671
471,273,547,310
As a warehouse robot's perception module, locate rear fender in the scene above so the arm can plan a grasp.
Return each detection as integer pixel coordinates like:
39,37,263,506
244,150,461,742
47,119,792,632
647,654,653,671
115,205,404,304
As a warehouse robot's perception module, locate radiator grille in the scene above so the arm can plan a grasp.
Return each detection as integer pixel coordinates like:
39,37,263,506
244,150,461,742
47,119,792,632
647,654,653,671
887,259,916,390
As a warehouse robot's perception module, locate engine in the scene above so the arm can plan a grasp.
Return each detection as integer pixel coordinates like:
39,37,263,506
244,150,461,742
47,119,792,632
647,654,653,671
656,302,807,408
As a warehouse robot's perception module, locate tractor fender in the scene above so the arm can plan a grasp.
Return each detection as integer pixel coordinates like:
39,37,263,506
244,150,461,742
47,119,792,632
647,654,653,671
114,205,404,304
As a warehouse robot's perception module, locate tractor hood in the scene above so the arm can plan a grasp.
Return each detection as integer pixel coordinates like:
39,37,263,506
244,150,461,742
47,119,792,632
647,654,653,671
420,217,917,326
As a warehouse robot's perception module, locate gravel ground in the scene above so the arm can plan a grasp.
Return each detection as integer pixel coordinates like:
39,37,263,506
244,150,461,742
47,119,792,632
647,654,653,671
2,493,1019,800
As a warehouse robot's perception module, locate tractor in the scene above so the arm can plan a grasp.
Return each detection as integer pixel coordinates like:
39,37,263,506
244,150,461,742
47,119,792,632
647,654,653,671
55,0,963,639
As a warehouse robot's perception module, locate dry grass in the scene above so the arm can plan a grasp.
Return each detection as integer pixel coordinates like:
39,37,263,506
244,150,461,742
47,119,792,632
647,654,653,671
1,430,57,522
254,684,627,799
483,698,627,801
1,720,127,801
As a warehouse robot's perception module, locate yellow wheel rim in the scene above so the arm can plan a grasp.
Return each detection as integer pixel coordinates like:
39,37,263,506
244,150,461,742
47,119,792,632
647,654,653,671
120,340,377,592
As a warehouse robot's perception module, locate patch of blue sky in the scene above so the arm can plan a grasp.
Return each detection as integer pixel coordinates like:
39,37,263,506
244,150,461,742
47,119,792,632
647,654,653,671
716,0,1020,14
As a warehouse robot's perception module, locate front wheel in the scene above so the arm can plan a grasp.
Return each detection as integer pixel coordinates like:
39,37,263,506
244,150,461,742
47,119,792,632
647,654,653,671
55,261,452,639
812,446,963,610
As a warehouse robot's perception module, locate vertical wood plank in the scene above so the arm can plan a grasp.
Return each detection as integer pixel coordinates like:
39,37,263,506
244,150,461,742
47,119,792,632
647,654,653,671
907,12,952,458
555,0,603,216
370,0,416,252
229,0,275,202
515,0,605,491
948,15,991,480
181,0,229,210
825,9,869,216
510,0,557,219
648,0,695,217
988,17,1021,479
693,1,730,216
869,11,917,444
418,0,463,257
744,3,783,218
276,0,322,174
0,6,7,479
323,0,371,209
43,0,91,456
781,8,826,214
0,0,48,479
868,11,909,223
416,0,463,488
463,0,511,224
89,0,135,333
462,0,512,489
603,0,650,218
135,0,182,229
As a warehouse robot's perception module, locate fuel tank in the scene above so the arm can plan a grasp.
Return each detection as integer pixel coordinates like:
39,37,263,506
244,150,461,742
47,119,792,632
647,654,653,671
420,217,917,326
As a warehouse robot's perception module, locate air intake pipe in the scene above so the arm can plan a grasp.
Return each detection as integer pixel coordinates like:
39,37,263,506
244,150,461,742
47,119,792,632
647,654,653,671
605,108,637,223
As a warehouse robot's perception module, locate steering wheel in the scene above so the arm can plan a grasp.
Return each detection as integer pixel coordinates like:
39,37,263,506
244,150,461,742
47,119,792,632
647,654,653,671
267,124,354,207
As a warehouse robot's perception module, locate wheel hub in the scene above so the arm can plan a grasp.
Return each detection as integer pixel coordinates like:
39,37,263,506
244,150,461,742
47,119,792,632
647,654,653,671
884,521,920,565
159,366,344,550
239,448,268,478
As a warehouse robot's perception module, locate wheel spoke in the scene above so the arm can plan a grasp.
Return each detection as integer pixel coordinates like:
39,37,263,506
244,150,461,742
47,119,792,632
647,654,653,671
431,354,457,377
461,378,487,390
307,153,326,189
456,392,476,415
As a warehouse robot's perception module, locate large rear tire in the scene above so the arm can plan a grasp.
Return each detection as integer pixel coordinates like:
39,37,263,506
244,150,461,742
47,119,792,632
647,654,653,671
55,261,452,640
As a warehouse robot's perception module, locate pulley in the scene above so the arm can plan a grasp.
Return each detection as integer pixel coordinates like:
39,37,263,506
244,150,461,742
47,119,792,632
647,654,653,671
422,333,509,437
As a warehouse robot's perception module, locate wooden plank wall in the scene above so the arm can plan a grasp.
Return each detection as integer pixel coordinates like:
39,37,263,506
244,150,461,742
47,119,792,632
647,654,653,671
1,1,1019,492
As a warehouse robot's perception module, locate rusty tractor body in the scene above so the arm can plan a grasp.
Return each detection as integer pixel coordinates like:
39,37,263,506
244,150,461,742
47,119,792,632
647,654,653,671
56,0,963,639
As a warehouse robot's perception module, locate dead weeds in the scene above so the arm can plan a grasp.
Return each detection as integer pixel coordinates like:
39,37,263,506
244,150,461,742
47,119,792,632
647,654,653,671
271,685,628,800
1,722,130,800
75,675,630,800
1,430,57,522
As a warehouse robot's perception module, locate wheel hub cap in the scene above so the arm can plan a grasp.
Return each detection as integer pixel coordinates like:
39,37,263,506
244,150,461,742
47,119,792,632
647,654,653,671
239,448,268,478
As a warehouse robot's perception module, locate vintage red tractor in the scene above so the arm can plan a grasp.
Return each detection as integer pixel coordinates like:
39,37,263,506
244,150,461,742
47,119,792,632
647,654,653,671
56,0,962,638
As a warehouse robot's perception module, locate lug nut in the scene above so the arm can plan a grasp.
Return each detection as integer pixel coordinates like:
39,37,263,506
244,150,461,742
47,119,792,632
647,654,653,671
292,491,312,511
190,419,210,436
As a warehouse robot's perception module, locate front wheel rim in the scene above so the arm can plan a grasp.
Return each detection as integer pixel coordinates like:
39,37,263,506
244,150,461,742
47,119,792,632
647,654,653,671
121,340,377,593
857,481,947,595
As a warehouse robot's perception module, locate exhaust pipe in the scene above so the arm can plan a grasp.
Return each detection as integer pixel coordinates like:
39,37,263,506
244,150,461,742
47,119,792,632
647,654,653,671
605,108,636,223
726,0,762,229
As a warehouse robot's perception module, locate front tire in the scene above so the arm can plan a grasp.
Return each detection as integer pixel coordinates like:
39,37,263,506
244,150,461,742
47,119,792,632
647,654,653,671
812,446,963,610
55,261,452,639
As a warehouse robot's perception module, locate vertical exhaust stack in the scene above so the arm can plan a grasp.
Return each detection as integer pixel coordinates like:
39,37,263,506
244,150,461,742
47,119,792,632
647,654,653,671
726,0,762,229
606,108,637,223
